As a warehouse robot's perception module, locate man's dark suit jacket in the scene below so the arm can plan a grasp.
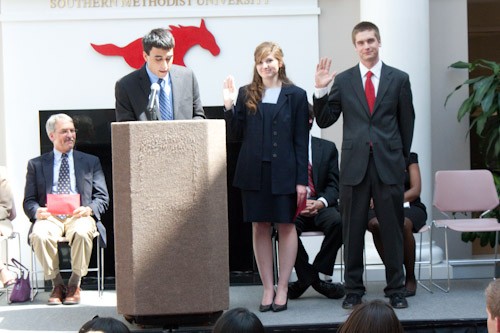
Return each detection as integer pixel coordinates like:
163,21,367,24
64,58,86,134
310,136,339,206
294,136,342,280
23,150,109,246
314,63,415,186
225,84,309,195
115,64,205,121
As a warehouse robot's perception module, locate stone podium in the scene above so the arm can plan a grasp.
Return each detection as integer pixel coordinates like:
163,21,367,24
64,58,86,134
111,120,229,325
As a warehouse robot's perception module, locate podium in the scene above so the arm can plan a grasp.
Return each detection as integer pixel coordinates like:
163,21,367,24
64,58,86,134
111,120,229,327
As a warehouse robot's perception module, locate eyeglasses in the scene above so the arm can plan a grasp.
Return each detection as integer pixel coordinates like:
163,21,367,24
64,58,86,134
56,129,78,135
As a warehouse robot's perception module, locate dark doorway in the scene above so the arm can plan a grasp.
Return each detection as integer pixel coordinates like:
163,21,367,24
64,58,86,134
38,108,256,287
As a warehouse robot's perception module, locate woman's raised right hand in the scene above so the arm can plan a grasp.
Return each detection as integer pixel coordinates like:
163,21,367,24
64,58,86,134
223,75,237,110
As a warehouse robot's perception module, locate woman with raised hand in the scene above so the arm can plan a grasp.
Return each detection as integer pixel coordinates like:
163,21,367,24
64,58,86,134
223,41,309,312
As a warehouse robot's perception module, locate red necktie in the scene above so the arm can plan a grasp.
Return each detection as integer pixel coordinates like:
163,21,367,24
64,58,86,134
365,71,375,114
308,162,316,198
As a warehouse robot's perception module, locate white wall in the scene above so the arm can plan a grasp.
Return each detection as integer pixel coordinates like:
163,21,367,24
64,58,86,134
316,0,359,144
0,0,320,264
311,0,471,271
429,0,471,259
0,0,476,274
0,23,5,165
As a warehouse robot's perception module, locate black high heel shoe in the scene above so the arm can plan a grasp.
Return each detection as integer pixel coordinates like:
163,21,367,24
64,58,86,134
259,303,272,312
272,294,288,312
259,291,275,312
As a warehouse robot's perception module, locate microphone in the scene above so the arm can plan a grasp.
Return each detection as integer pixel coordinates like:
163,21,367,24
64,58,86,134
147,82,160,116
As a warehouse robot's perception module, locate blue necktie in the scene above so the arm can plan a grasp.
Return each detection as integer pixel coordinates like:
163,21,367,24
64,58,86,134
57,153,70,219
158,78,173,120
58,154,70,194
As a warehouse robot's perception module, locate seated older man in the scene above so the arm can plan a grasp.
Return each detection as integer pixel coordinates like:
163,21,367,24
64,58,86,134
23,113,109,305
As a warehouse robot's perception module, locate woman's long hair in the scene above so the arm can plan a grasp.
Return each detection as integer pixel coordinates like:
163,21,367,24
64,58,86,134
245,41,292,114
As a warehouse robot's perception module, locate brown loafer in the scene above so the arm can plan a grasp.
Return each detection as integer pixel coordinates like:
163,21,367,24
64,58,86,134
48,284,66,305
63,286,81,305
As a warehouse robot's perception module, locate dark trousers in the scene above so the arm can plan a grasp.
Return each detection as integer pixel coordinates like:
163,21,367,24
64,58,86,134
294,206,342,285
340,155,405,296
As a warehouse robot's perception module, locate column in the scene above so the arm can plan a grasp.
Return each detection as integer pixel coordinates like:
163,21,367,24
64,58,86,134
359,0,443,266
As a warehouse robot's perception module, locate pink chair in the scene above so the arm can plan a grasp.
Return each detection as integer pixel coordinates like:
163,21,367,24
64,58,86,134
432,169,500,292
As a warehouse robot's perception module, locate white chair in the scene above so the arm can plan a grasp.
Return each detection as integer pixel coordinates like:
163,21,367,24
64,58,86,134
57,231,104,296
272,229,344,285
364,224,433,293
31,231,104,298
271,227,279,286
0,231,22,303
414,224,432,292
300,231,344,283
431,169,500,292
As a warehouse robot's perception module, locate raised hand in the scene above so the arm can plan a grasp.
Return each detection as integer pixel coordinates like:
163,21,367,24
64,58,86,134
223,75,237,110
315,57,336,89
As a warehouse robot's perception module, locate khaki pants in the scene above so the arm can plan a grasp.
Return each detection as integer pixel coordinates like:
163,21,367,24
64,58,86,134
29,216,96,280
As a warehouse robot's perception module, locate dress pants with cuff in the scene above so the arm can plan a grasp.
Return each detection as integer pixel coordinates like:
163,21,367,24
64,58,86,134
29,216,96,280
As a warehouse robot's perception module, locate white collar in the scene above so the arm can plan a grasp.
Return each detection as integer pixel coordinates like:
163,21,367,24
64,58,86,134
359,60,382,78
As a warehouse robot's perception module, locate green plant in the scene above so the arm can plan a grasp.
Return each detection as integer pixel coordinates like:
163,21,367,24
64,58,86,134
446,59,500,248
445,59,499,160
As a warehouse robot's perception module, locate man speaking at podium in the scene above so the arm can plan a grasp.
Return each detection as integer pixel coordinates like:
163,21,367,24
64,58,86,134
115,28,206,122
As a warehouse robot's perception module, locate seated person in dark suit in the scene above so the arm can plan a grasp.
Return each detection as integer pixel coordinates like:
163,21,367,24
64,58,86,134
23,113,109,305
288,109,345,299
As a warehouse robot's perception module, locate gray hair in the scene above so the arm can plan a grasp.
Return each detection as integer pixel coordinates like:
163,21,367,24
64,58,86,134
45,113,73,136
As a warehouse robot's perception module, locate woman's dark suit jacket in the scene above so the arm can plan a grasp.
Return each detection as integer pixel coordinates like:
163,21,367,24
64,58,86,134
225,84,309,195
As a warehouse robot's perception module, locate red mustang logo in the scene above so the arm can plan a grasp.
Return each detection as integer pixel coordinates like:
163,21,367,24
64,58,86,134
91,19,220,69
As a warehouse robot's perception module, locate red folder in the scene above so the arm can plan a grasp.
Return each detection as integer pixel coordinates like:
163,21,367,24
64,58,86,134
47,194,80,215
294,197,307,221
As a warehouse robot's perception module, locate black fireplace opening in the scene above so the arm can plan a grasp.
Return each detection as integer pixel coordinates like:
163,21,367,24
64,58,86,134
38,107,255,289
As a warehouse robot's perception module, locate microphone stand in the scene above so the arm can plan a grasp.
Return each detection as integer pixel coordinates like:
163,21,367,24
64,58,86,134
147,104,157,121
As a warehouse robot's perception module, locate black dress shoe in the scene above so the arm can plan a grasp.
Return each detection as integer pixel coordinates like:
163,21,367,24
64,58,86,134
259,303,272,312
288,280,310,299
389,293,408,309
342,293,362,309
312,281,346,299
